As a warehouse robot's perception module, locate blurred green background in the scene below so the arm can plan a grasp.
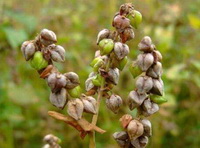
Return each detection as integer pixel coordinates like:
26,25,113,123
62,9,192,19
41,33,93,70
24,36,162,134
0,0,200,147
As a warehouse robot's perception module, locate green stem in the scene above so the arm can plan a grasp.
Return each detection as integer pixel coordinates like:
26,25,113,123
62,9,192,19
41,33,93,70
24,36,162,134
89,59,111,148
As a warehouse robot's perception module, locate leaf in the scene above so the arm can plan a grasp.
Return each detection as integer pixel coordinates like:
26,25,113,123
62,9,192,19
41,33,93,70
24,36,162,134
5,10,38,33
3,27,28,49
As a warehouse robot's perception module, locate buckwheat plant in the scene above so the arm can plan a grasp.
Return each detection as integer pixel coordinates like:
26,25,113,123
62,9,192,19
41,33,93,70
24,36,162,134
21,3,166,148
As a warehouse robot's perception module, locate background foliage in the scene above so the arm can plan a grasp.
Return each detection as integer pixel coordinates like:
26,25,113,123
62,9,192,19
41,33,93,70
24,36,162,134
0,0,200,147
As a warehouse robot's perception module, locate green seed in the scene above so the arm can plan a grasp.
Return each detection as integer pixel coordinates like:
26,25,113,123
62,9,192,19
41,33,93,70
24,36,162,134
151,96,167,104
118,56,128,71
99,39,114,55
129,63,142,78
129,10,142,29
30,51,48,70
68,86,82,98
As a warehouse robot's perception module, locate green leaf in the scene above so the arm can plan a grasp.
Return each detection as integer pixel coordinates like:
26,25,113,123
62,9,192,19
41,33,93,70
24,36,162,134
3,27,28,49
5,10,38,33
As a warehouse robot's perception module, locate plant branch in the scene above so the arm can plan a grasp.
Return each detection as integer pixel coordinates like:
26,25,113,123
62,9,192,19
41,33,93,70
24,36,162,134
89,59,111,148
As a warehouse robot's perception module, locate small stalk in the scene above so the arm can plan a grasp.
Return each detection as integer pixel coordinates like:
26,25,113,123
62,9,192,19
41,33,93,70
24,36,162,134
89,59,111,148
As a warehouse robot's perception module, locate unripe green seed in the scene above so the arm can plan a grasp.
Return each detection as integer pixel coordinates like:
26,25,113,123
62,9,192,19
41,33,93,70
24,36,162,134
118,56,128,71
99,39,114,55
151,96,167,104
129,62,142,78
90,57,103,67
68,85,82,98
92,74,103,86
129,10,142,29
30,51,48,71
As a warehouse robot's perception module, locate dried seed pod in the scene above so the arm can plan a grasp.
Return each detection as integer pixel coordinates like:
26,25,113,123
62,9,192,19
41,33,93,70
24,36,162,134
128,90,147,110
49,45,65,62
114,42,130,60
113,131,129,141
142,98,159,116
113,14,130,33
127,120,144,141
140,119,152,137
113,131,130,148
150,78,164,96
146,62,162,78
130,138,140,148
138,36,153,53
21,41,36,61
99,39,114,55
39,29,57,46
43,134,61,145
64,72,80,89
67,86,82,98
67,99,84,120
119,3,134,16
120,114,133,129
139,136,149,148
131,136,148,148
49,88,68,109
137,53,154,72
30,51,48,71
96,29,110,45
108,68,120,85
136,76,153,94
120,27,135,43
47,73,67,93
81,96,97,114
85,77,95,91
106,94,122,114
153,50,162,62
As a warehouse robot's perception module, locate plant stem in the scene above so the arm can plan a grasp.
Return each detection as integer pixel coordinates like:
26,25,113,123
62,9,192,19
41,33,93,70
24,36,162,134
89,59,111,148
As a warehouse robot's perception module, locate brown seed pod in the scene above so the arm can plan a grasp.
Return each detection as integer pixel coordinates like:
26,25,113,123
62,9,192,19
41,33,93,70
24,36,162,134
64,72,80,89
114,42,130,60
49,44,65,62
47,73,67,93
138,36,154,53
113,131,130,148
49,88,68,109
127,119,144,141
141,98,159,116
146,62,162,79
106,94,123,114
131,136,149,148
128,90,147,110
119,3,134,16
120,114,133,129
21,41,36,61
81,95,97,114
150,78,164,96
140,119,152,137
120,27,135,43
136,76,153,94
137,53,154,72
153,50,162,62
39,29,57,46
107,68,120,85
112,14,130,33
67,99,84,120
96,29,110,45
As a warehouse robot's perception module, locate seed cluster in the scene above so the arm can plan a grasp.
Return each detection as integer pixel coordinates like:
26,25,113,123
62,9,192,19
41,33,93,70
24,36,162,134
43,134,61,148
113,36,166,148
21,3,166,148
21,29,99,121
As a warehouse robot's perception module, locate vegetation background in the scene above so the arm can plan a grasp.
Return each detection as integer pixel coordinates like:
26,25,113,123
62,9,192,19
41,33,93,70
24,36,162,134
0,0,200,147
